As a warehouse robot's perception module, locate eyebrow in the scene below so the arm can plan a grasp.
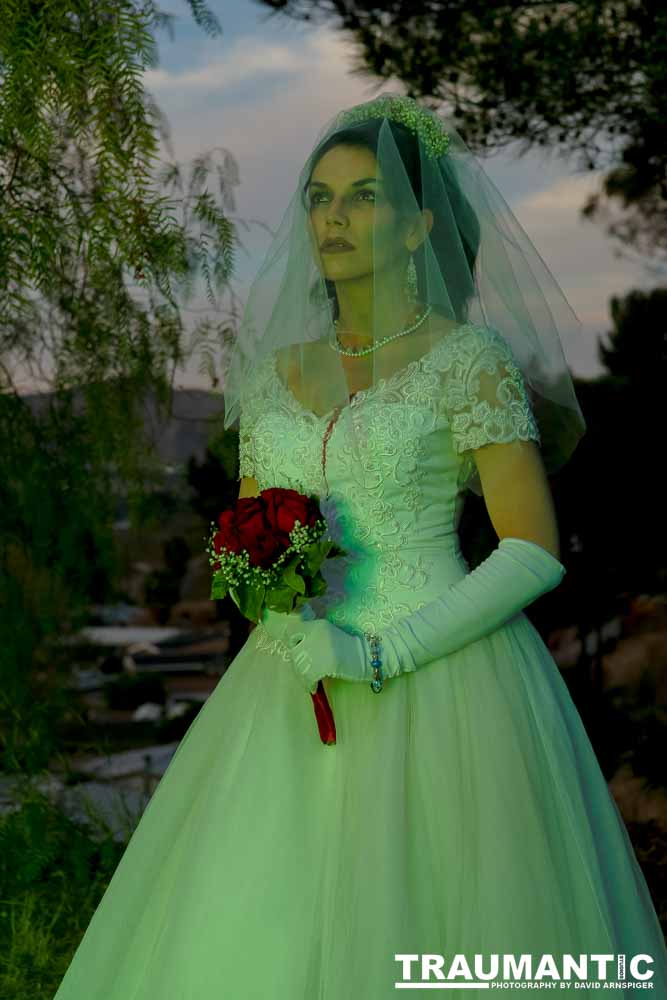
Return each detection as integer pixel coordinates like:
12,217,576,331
307,177,381,189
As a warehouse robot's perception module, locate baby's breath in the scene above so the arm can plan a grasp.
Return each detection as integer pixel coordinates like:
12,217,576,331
206,517,328,591
339,95,450,160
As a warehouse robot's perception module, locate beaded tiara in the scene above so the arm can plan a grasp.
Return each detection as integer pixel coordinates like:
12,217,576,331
338,94,450,160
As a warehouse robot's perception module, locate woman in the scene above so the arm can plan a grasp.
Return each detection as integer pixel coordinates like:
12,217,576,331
53,94,667,998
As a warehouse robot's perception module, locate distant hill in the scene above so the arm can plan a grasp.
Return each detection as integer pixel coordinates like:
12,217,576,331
20,386,230,468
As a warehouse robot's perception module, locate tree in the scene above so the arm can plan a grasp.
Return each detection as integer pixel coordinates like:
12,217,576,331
597,287,667,383
257,0,667,262
0,0,241,771
1,0,239,408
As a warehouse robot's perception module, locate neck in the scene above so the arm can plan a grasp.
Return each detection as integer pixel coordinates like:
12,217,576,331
333,264,419,349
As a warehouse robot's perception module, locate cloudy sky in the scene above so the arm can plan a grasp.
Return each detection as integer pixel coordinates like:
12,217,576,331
19,0,663,392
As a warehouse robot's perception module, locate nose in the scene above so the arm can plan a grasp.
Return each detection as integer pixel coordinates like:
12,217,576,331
326,196,349,224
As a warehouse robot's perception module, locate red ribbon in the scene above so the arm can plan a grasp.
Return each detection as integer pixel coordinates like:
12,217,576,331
311,680,336,745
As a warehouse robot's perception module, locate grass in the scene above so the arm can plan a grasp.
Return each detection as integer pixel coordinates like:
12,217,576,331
0,786,128,1000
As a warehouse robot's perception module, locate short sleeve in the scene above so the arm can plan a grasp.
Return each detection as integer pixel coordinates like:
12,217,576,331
440,324,541,495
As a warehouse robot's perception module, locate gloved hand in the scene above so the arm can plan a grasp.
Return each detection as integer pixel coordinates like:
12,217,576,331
272,537,566,691
261,603,372,695
290,619,373,695
261,602,316,643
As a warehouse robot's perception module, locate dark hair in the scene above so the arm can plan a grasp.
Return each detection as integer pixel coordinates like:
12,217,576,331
303,118,480,323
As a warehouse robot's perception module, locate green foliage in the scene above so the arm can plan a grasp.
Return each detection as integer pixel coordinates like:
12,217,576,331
0,0,240,459
0,787,128,999
0,656,77,774
630,707,667,793
0,392,122,772
0,0,246,773
597,288,667,384
131,488,181,530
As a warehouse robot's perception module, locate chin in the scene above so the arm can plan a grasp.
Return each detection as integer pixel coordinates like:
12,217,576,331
320,260,365,279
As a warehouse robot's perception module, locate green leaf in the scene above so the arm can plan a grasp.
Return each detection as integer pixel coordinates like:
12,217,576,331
303,540,330,575
210,577,229,600
326,543,348,559
265,584,296,614
282,554,306,595
308,571,328,598
243,586,265,624
230,579,265,623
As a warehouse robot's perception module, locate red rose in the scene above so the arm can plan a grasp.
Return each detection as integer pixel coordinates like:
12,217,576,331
234,496,287,568
212,499,275,568
215,508,244,555
262,488,321,548
208,486,336,745
212,489,323,571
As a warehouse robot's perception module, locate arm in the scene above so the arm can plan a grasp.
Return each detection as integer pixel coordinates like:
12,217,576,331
277,499,566,692
472,436,560,561
366,329,566,679
238,475,260,500
374,449,565,679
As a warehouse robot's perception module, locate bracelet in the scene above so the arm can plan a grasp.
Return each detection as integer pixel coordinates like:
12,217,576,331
364,631,384,693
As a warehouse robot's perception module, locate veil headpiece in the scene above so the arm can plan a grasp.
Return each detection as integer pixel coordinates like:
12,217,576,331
223,92,586,498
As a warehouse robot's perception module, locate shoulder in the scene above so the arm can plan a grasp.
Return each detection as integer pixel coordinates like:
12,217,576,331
237,352,278,424
242,351,277,394
422,307,508,348
450,322,524,376
426,318,517,374
452,321,514,355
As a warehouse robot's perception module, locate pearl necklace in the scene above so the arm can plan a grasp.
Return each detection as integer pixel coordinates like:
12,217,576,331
329,304,433,357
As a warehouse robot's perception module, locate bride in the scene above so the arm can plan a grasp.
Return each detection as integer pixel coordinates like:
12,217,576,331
53,93,667,999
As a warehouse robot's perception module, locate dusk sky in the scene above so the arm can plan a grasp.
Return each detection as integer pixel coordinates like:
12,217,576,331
17,0,664,392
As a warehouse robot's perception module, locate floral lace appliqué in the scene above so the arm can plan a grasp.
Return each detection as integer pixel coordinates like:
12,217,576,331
236,323,540,632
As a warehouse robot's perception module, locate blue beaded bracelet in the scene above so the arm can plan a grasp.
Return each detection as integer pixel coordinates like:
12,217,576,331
364,631,384,692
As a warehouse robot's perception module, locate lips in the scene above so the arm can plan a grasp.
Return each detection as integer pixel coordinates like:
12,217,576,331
321,238,354,250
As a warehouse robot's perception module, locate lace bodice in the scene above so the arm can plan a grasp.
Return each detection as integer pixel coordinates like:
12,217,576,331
237,322,540,641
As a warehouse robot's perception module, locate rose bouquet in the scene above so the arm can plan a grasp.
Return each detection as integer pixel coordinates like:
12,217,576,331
205,487,347,745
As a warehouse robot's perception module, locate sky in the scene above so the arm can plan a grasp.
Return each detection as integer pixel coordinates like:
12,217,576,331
16,0,665,392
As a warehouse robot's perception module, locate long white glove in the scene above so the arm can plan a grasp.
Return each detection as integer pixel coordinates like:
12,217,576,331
261,537,566,693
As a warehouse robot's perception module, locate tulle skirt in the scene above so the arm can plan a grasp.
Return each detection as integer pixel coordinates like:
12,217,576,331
53,611,667,999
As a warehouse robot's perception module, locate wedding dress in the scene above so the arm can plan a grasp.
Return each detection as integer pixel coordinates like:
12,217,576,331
53,322,667,999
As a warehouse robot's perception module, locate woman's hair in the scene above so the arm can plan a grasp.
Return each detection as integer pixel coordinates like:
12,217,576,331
302,118,481,323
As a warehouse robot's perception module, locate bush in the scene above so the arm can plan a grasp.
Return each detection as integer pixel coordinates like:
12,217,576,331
0,786,128,999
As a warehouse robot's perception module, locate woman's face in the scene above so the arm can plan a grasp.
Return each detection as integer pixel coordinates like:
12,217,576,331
306,144,409,283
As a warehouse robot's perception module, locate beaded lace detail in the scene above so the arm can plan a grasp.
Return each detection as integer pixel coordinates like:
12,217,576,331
254,628,293,661
238,323,540,636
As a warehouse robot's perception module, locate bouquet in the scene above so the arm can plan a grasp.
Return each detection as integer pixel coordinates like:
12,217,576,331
205,487,347,745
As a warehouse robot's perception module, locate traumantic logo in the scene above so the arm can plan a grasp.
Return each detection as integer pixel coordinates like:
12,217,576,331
394,953,656,989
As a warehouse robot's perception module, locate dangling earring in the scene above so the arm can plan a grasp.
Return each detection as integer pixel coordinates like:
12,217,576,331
405,252,418,305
